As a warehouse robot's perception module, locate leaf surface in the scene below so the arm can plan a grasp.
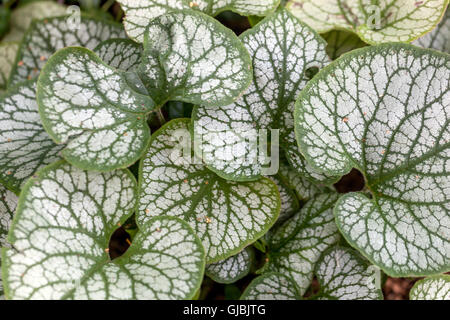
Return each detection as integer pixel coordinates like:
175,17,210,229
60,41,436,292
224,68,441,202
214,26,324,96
0,42,18,90
118,0,280,42
0,80,63,193
2,161,205,299
240,272,301,300
192,9,329,181
138,119,280,263
139,10,252,106
413,8,450,53
9,15,125,85
0,185,16,247
37,47,155,171
265,193,340,294
313,246,383,300
295,44,450,276
409,275,450,300
287,0,449,44
94,39,142,72
206,246,254,284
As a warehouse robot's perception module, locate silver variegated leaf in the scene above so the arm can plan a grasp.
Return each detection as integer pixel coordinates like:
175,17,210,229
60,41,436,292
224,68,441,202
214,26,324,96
9,15,125,85
287,0,449,44
206,246,254,284
2,161,205,300
0,80,63,193
278,162,324,201
0,42,18,90
295,44,450,276
268,174,299,223
192,9,329,181
37,47,155,171
94,38,142,72
138,10,252,107
118,0,280,42
138,119,280,263
240,272,301,300
265,193,340,295
409,275,450,300
313,246,383,300
413,7,450,53
0,184,17,247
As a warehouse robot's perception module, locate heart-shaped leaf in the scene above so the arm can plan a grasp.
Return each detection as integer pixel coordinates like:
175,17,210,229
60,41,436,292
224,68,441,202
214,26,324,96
0,80,63,193
138,10,252,106
2,161,205,300
94,39,142,72
9,15,125,85
192,9,329,181
2,1,67,42
138,119,280,263
118,0,280,42
0,42,18,90
295,44,450,276
264,193,340,295
409,275,450,300
287,0,449,44
322,30,367,60
206,246,254,284
313,246,383,300
413,7,449,53
240,272,301,300
0,184,17,247
37,47,155,171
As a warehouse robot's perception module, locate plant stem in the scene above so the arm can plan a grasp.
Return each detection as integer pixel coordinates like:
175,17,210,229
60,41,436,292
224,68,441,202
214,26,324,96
155,109,166,126
101,0,115,12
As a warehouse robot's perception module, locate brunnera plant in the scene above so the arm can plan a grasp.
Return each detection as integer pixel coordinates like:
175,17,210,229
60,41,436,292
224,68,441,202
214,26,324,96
0,0,448,301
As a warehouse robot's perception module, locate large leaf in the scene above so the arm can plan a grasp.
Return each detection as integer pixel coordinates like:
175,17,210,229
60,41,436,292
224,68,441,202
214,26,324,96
0,80,62,193
138,10,252,107
94,39,142,72
313,246,383,300
192,9,329,181
295,43,450,276
118,0,280,42
9,15,125,85
409,275,450,300
413,7,450,53
264,193,340,294
0,184,17,247
240,272,301,300
37,47,155,171
2,161,205,300
2,1,67,42
286,0,449,44
0,42,18,90
138,119,280,263
206,246,254,284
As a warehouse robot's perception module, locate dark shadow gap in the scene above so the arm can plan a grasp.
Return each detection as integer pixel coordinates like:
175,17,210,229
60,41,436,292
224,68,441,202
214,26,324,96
334,168,365,193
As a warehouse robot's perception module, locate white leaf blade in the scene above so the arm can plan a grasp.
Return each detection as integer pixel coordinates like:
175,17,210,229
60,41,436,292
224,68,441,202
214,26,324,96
295,43,450,276
138,119,280,263
413,8,450,53
192,9,329,181
206,246,253,284
240,272,301,300
409,275,450,300
94,38,142,72
0,185,17,247
0,80,63,193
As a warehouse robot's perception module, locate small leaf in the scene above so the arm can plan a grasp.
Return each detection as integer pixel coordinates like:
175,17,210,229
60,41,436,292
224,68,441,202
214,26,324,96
2,1,67,42
37,47,155,171
138,10,252,106
94,38,142,72
9,15,125,85
278,162,324,201
265,193,340,295
138,119,280,263
313,246,383,300
240,272,301,300
2,161,205,299
0,42,18,90
287,0,449,44
295,43,450,276
0,80,63,193
0,184,17,247
206,246,254,284
413,7,449,53
118,0,280,42
268,174,299,223
409,275,450,300
192,9,329,181
322,30,367,60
